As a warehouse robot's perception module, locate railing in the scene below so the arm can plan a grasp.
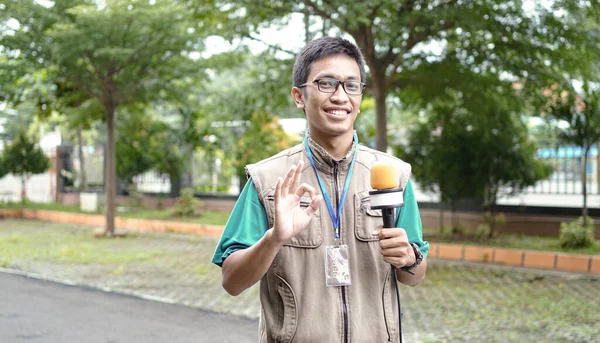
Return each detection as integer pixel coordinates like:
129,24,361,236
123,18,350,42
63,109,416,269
527,144,598,195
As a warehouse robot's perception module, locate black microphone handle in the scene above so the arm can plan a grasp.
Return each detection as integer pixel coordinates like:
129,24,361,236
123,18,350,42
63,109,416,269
382,207,395,228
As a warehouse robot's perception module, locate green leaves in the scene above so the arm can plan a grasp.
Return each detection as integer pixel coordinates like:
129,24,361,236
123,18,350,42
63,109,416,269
400,102,552,213
548,84,600,150
1,131,49,177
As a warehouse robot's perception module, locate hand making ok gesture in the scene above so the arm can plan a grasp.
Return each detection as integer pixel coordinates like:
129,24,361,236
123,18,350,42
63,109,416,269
272,161,322,244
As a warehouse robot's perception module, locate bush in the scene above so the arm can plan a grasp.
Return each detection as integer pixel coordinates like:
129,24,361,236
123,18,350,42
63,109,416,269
170,188,203,217
559,217,596,249
483,212,506,226
475,224,491,239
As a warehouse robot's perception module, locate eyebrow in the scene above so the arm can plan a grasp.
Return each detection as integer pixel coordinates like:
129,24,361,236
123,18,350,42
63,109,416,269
316,73,360,81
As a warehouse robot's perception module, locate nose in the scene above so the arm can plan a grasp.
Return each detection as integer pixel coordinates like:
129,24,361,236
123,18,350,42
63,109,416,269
330,83,350,103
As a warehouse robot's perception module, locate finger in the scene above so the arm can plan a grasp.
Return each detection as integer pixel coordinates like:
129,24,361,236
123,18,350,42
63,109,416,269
379,237,409,250
274,177,282,207
292,161,303,187
281,165,296,197
380,246,407,257
378,228,407,240
295,183,317,199
304,194,322,217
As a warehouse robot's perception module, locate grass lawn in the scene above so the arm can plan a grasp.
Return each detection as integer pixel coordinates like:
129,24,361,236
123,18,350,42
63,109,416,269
424,227,600,255
0,221,165,267
0,201,231,226
2,201,598,255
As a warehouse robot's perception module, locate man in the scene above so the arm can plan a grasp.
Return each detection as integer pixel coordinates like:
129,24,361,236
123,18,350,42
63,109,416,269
212,36,428,342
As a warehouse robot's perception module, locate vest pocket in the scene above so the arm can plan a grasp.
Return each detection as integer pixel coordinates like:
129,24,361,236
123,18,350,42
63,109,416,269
265,193,323,248
354,191,384,242
266,274,298,343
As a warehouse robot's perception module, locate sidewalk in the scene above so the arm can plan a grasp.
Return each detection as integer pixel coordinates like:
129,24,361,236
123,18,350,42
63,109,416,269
1,219,599,343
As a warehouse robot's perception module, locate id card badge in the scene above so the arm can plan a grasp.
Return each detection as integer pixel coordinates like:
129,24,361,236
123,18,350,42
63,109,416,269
325,244,352,287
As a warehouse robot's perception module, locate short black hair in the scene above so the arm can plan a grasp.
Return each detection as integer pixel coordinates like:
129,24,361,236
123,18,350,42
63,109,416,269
292,37,366,88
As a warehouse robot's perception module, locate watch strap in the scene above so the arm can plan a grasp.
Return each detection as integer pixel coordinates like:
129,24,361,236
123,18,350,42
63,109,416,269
400,243,423,275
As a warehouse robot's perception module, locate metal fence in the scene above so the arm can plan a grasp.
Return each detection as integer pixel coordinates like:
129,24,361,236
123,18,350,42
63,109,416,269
55,143,600,197
526,144,599,195
59,144,238,196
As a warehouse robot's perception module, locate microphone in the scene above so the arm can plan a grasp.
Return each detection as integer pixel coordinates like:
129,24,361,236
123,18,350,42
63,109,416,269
370,161,408,343
369,161,404,228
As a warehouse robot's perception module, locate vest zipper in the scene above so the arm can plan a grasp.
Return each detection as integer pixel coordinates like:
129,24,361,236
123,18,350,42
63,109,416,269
333,160,349,343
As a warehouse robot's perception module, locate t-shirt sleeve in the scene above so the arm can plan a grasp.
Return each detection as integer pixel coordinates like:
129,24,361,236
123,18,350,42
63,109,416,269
211,178,269,267
395,179,429,257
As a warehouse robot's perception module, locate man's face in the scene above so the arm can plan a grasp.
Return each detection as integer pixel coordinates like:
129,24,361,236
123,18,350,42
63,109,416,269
292,54,362,144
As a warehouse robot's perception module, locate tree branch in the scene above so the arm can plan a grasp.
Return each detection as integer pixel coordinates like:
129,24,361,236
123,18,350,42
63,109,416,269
302,0,344,30
245,34,297,56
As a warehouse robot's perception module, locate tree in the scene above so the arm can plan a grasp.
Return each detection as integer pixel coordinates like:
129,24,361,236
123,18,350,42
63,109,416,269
0,155,8,179
547,83,600,226
399,106,483,231
115,109,157,188
199,51,299,192
235,110,296,169
400,97,552,236
226,0,599,152
149,120,186,198
472,111,553,237
2,0,208,235
1,131,49,202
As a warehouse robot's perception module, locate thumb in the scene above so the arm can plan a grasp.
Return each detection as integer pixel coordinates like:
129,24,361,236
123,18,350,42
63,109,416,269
371,225,383,237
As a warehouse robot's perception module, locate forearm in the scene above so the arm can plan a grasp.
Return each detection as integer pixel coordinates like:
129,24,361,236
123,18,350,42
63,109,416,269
397,258,427,286
221,228,283,296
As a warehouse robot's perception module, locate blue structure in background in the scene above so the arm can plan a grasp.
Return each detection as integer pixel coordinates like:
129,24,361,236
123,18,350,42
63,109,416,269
536,144,598,182
536,145,598,159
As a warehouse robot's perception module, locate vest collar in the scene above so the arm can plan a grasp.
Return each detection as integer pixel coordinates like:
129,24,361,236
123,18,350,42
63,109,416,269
305,135,356,173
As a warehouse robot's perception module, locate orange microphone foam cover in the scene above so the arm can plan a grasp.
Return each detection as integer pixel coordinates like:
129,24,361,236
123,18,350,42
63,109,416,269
370,161,400,190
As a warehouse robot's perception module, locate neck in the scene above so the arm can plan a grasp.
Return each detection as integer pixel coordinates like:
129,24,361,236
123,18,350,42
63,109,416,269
309,131,354,160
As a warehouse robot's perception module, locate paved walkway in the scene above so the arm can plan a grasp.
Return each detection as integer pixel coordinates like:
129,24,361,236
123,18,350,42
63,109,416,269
0,272,258,343
1,220,599,343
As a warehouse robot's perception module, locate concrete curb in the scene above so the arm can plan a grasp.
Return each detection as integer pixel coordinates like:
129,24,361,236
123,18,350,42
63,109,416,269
429,243,600,274
1,208,598,275
0,208,223,238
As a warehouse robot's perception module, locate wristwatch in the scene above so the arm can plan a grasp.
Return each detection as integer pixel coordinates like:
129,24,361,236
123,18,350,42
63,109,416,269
400,243,423,275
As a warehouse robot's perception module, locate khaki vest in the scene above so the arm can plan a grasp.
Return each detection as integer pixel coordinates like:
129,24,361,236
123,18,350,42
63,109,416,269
246,137,411,343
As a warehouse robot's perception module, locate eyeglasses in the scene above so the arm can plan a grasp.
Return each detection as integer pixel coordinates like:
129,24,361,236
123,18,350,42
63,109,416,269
298,78,366,96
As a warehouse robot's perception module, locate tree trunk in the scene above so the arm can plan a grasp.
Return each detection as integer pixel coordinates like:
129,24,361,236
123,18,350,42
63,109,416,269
304,6,312,44
439,204,444,234
372,79,388,152
77,124,87,191
582,147,589,226
170,173,181,198
451,200,457,231
488,189,498,239
21,175,27,203
104,103,116,236
186,145,194,189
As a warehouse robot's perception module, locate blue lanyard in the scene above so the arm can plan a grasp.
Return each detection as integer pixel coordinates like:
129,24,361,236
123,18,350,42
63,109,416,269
304,131,358,240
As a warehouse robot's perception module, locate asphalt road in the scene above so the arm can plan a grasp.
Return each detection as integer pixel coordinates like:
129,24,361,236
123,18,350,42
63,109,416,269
0,272,258,343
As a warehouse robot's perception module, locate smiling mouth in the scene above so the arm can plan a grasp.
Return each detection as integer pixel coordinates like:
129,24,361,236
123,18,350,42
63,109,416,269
325,110,349,117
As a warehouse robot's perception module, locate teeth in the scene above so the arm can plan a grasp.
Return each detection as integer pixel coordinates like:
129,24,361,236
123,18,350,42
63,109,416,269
327,110,347,116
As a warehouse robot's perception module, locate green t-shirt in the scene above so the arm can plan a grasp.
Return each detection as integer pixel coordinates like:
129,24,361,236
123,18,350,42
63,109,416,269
212,178,429,267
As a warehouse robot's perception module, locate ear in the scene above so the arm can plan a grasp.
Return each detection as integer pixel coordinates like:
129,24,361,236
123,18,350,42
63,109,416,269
291,87,305,109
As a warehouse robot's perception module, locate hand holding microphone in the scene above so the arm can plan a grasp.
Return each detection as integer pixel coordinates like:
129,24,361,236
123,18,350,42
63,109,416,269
369,161,417,271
